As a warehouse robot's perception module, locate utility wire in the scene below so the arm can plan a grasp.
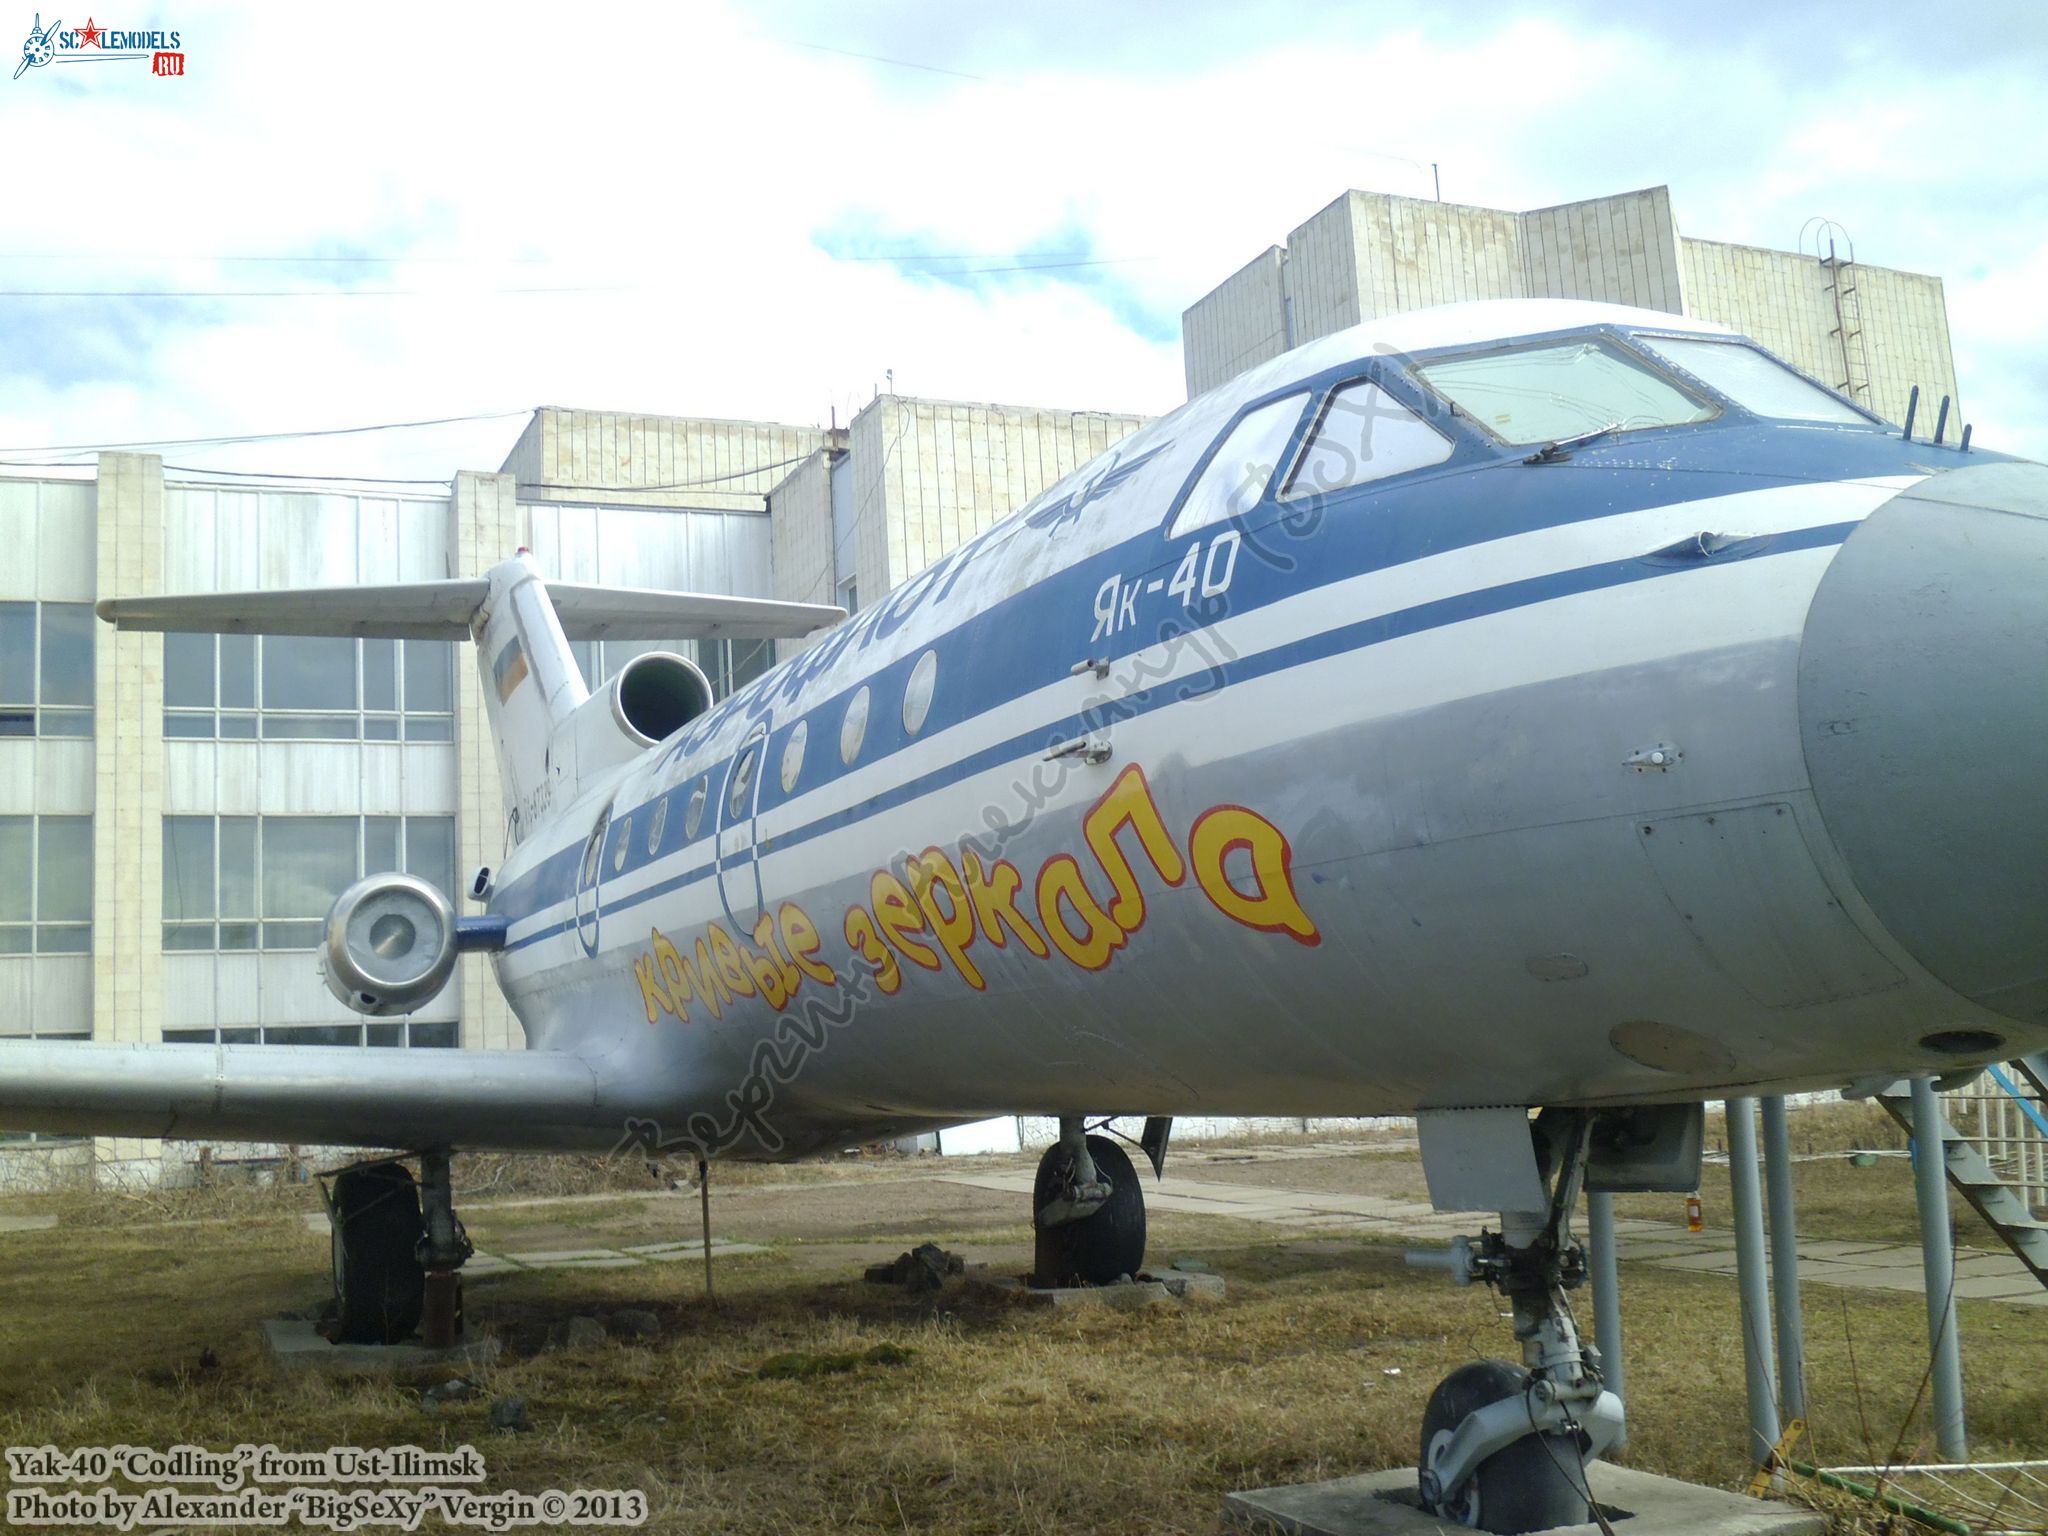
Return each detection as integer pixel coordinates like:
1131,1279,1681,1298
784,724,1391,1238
161,464,456,486
522,455,813,495
0,284,624,299
0,251,554,264
0,410,531,455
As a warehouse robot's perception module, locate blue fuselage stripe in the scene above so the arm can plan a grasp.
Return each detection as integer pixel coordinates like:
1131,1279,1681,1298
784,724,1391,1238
493,428,1940,933
497,515,1860,954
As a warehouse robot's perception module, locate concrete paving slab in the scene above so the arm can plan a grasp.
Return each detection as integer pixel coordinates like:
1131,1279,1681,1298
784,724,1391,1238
1832,1245,1923,1267
261,1319,500,1377
1616,1239,1730,1259
1793,1240,1915,1259
1828,1268,1936,1291
1645,1251,1744,1273
1225,1462,1822,1536
973,1271,1226,1309
512,1254,641,1270
1951,1273,2047,1299
1950,1253,2032,1277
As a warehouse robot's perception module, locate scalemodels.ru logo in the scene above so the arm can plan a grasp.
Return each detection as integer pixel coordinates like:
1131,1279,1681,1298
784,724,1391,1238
14,13,184,78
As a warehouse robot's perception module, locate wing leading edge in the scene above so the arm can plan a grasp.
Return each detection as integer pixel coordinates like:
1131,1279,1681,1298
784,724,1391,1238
0,1040,639,1153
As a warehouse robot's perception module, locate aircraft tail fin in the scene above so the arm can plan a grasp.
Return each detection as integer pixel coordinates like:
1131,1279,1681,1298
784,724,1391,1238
99,554,844,836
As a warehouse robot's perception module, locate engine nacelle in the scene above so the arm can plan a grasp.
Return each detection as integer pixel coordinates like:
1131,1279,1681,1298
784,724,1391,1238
558,650,714,790
320,873,459,1017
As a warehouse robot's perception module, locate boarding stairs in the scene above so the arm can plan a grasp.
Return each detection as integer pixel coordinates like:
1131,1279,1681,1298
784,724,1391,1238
1873,1056,2048,1294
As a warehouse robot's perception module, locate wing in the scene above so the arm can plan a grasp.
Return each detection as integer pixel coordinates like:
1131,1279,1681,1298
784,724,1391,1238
0,1039,636,1152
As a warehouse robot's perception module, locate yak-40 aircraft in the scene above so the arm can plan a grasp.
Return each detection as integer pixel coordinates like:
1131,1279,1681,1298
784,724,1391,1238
5,297,2044,1531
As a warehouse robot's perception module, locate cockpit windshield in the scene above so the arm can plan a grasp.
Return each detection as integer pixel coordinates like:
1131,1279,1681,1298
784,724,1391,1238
1632,335,1873,424
1413,335,1715,446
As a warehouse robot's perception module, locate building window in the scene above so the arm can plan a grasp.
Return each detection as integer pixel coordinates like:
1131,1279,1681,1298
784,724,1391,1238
837,574,859,616
162,814,456,951
0,601,94,738
162,1019,458,1049
0,815,92,953
162,635,454,742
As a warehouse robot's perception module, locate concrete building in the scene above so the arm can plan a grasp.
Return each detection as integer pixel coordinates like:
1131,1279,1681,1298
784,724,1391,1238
1182,185,1960,429
0,398,1140,1186
766,393,1147,654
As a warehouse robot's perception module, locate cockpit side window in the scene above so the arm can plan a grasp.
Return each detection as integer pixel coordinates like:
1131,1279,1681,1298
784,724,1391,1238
1633,335,1874,425
1167,392,1308,540
1414,335,1715,446
1281,379,1453,500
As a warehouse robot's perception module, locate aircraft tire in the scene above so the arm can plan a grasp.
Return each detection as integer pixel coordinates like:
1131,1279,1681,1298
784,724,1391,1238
1419,1358,1592,1534
329,1163,427,1345
1031,1133,1146,1287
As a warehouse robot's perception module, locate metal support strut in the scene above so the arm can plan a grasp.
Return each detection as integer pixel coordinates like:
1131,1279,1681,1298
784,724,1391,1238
1411,1111,1626,1521
1035,1116,1111,1229
416,1148,473,1349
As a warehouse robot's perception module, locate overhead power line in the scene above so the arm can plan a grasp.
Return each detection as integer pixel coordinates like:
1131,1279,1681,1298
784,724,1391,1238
161,464,456,487
0,251,554,264
0,284,624,299
0,410,531,456
523,455,813,495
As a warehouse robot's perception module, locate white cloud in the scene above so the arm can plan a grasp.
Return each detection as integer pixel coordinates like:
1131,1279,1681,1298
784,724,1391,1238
0,1,2040,473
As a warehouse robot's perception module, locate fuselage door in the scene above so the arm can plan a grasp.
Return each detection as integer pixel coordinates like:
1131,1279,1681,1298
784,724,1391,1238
714,723,768,932
573,803,609,957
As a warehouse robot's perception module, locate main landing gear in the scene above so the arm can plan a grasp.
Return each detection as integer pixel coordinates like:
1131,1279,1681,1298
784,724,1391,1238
1031,1117,1166,1287
1409,1110,1624,1534
323,1148,473,1346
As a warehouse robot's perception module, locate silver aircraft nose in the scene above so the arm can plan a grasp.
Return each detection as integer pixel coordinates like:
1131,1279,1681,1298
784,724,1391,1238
1800,461,2048,1038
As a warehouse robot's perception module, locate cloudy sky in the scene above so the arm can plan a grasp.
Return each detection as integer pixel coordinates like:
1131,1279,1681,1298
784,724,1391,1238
2,0,2042,481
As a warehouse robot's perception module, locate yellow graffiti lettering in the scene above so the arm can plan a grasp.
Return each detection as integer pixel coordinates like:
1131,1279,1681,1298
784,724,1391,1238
1035,853,1124,970
651,928,692,1023
963,847,1050,959
1188,805,1320,946
844,904,903,994
708,923,758,997
779,902,838,986
1082,762,1186,932
870,869,941,971
633,952,671,1024
751,913,802,1005
693,936,733,1010
909,846,984,990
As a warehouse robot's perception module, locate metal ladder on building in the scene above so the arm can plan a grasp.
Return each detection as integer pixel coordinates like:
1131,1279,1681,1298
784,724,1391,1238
1821,236,1874,407
1874,1061,2048,1293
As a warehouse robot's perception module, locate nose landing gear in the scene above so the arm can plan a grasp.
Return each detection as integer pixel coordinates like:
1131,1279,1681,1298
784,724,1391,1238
1411,1110,1624,1533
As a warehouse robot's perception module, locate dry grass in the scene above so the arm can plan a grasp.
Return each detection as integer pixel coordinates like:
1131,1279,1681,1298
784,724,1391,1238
3,1134,2046,1535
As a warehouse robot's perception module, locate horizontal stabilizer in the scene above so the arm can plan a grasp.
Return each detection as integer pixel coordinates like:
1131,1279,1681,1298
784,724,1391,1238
547,583,843,641
0,1040,636,1152
97,581,843,642
98,581,490,640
